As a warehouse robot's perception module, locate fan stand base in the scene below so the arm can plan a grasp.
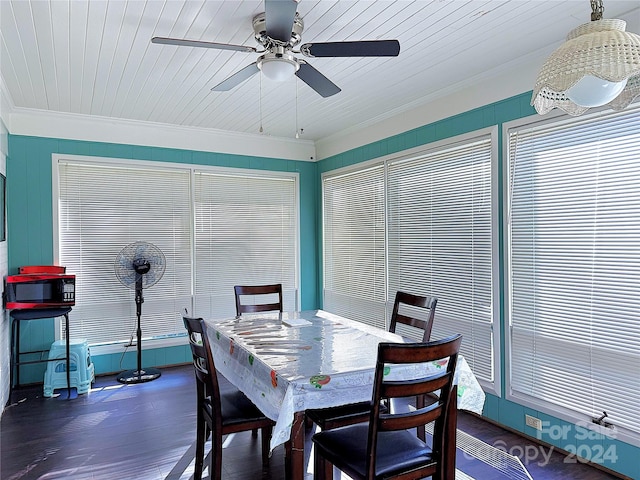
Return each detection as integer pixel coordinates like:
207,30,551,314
116,367,162,384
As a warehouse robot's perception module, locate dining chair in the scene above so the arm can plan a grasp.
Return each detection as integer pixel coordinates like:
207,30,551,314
312,334,462,480
234,283,283,316
305,291,438,432
182,315,275,480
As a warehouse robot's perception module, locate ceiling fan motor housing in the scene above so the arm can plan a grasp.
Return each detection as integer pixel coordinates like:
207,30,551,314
253,11,304,48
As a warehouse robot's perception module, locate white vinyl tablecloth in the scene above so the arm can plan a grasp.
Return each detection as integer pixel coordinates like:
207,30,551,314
205,310,485,451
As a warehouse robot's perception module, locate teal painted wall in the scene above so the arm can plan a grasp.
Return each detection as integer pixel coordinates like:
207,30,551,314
6,135,319,383
316,92,639,479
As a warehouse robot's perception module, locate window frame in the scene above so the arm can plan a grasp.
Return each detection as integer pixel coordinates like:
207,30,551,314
52,153,300,355
321,127,500,395
503,106,640,447
321,159,387,329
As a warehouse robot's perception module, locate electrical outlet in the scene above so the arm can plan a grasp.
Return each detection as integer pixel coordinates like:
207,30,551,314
525,414,542,430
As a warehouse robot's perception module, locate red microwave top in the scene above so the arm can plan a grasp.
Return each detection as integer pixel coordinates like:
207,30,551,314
6,273,75,284
19,265,66,274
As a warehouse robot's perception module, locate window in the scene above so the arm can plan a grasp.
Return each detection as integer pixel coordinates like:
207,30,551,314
55,157,299,346
57,161,192,344
193,171,298,318
387,135,495,384
507,107,640,444
322,129,497,389
323,164,386,328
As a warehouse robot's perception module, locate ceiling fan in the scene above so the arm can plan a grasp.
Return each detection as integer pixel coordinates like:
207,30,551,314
152,0,400,98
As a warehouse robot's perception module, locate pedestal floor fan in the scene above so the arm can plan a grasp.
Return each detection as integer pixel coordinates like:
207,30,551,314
114,241,166,384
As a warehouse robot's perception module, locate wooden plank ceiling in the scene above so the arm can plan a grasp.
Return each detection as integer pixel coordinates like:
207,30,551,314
1,0,639,142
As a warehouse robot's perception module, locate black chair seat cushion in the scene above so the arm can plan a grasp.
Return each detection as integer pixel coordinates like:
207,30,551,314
204,389,270,427
312,423,435,480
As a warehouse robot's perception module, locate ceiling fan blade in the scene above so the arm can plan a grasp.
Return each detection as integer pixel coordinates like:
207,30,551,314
300,40,400,58
211,63,260,91
152,36,256,53
265,0,299,43
295,61,341,98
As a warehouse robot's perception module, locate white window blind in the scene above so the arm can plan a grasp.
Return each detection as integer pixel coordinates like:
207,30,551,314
57,160,299,346
508,108,640,442
322,133,496,388
57,161,192,345
387,137,494,384
323,164,386,328
193,171,298,319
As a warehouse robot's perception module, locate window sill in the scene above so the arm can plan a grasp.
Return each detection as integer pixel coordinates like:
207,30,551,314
90,335,188,356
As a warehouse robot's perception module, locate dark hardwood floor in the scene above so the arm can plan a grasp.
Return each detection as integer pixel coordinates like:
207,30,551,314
1,364,625,480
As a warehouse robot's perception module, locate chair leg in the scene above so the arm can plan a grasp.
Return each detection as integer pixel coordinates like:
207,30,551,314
441,388,458,480
261,425,272,468
284,440,292,479
194,414,206,480
314,449,333,480
252,427,258,438
211,432,224,480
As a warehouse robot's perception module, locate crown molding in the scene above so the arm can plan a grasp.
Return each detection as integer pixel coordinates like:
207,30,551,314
0,84,315,162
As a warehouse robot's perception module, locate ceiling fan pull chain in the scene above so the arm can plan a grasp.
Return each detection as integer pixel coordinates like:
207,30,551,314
259,74,264,134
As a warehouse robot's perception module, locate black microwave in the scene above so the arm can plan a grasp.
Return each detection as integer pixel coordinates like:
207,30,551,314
5,267,75,309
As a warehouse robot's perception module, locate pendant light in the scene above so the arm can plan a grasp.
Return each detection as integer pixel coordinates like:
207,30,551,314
531,0,640,116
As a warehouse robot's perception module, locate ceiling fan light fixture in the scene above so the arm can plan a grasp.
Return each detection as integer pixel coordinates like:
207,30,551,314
531,1,640,116
258,52,299,82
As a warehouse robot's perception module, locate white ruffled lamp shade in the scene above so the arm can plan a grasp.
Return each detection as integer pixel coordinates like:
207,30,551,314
532,18,640,116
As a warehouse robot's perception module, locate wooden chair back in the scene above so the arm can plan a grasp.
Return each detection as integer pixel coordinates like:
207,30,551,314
366,334,462,479
234,284,283,316
389,290,437,342
183,315,223,429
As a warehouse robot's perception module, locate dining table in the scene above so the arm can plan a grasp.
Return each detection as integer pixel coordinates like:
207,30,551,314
204,309,485,480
